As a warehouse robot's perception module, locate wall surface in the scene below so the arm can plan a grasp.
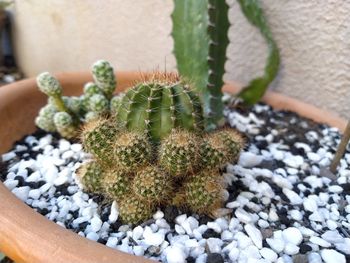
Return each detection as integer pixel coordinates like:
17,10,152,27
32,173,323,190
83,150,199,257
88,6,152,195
11,0,350,118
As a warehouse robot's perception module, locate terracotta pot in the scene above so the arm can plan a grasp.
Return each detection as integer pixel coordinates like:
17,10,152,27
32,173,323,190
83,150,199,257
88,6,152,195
0,72,347,263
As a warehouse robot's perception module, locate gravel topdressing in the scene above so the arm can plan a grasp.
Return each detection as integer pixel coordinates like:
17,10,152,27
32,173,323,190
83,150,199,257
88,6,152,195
1,103,350,263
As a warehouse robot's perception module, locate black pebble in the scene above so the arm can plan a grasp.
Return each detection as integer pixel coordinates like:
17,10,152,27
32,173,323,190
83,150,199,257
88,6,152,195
199,215,212,225
110,221,123,232
14,176,24,187
206,253,224,263
299,244,312,254
97,238,107,245
78,222,89,231
202,229,221,239
340,183,350,194
186,256,195,263
163,206,180,223
255,140,268,149
37,208,49,215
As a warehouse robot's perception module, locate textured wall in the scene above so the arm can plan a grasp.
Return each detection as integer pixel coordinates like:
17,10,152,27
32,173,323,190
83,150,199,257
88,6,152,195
11,0,350,118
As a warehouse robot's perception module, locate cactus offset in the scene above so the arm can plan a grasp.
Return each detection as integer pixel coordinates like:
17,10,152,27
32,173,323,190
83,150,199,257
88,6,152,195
102,168,132,199
53,112,78,139
92,60,116,100
132,166,170,202
77,161,104,192
183,170,223,214
81,118,118,166
35,104,57,132
159,129,199,176
118,194,155,224
114,131,152,170
115,74,204,142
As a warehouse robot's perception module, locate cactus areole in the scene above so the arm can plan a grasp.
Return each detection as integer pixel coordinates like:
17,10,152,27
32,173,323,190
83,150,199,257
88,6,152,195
114,76,205,142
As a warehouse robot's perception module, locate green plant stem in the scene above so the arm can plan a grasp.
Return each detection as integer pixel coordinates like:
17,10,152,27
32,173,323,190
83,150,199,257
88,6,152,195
330,121,350,173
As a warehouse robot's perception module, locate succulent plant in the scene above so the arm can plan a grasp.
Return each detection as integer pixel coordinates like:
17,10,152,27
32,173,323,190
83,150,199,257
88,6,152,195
77,161,104,192
118,194,155,225
114,131,152,170
114,74,204,142
132,166,170,202
182,170,223,214
102,168,132,199
159,129,199,177
35,60,117,138
81,118,118,166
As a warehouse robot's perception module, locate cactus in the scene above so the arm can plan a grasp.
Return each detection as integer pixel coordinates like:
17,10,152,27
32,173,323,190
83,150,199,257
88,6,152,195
118,194,155,224
200,128,245,169
77,161,104,192
132,166,170,202
183,170,223,214
115,75,204,142
53,112,78,139
35,104,57,132
114,131,152,170
92,60,116,100
103,169,132,199
159,129,199,176
35,60,117,139
81,118,118,166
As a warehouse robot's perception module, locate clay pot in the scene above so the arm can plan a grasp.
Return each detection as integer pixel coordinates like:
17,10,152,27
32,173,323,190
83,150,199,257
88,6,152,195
0,72,346,263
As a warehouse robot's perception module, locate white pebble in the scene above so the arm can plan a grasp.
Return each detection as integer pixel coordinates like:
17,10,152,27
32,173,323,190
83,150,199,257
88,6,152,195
238,152,263,168
175,224,186,235
284,242,299,255
28,189,41,200
108,201,119,223
4,179,18,190
12,186,30,201
303,198,318,212
244,224,262,249
166,246,186,263
282,227,303,245
235,208,253,223
26,171,41,182
260,247,278,262
175,214,187,225
86,232,99,241
321,249,346,263
143,227,164,246
290,210,303,221
329,185,343,193
207,222,221,233
153,210,164,220
106,237,119,248
70,143,82,152
310,236,331,247
2,151,16,162
228,247,240,261
132,226,144,240
206,238,223,253
133,246,144,256
282,188,303,205
266,238,284,253
90,217,102,232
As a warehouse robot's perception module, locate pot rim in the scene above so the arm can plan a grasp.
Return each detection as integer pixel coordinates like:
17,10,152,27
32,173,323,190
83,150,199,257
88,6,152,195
0,72,347,263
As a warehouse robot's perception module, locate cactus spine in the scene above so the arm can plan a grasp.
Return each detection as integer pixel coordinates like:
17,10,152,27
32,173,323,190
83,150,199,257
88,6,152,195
77,161,104,192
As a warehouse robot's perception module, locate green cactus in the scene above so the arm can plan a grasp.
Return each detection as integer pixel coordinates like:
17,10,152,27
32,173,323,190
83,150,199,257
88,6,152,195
92,60,116,100
118,194,155,225
183,170,223,214
159,129,199,176
115,75,204,142
110,95,123,114
114,131,152,170
77,161,104,193
102,168,132,199
37,72,68,112
132,166,170,202
53,112,77,139
81,118,118,166
88,94,109,114
35,104,57,132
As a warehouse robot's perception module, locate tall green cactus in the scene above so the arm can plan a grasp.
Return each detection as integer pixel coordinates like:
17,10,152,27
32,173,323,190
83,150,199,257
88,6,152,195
172,0,280,126
114,76,204,142
172,0,229,130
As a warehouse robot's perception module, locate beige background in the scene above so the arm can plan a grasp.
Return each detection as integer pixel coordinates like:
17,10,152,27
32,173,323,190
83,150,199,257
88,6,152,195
11,0,350,118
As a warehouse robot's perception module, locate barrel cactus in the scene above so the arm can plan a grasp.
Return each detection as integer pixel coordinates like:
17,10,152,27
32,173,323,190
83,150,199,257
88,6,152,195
77,75,245,224
114,74,204,142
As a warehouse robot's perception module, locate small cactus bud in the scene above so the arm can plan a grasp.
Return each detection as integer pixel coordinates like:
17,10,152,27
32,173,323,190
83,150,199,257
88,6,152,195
35,104,57,132
110,95,123,114
66,96,83,115
84,111,100,122
89,94,109,114
84,82,103,97
77,161,104,192
92,60,116,99
103,168,132,199
37,72,62,97
53,112,77,139
118,194,155,224
159,129,199,177
183,170,223,214
132,166,170,202
114,131,152,170
81,118,119,166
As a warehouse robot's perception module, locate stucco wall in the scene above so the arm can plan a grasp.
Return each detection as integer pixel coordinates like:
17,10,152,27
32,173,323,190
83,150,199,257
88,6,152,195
11,0,350,118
